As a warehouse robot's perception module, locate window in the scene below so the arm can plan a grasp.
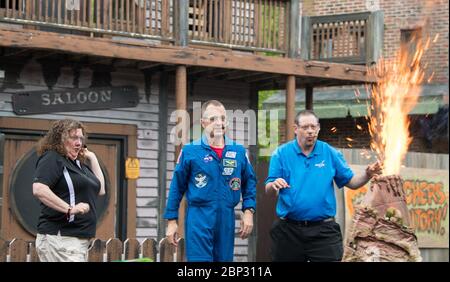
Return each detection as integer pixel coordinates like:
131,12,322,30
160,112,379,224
401,28,422,62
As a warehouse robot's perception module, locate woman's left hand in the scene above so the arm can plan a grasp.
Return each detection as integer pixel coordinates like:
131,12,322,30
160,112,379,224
83,147,96,160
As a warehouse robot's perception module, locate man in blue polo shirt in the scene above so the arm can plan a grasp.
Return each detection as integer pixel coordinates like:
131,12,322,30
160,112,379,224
164,100,256,262
265,110,381,262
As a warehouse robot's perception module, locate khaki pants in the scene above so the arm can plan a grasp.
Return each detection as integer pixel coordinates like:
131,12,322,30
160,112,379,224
36,233,90,262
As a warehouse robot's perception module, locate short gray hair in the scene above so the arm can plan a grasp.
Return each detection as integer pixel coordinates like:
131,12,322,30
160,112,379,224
295,110,319,125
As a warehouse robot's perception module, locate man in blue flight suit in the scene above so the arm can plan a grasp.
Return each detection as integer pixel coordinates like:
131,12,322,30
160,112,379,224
164,100,257,262
265,110,382,262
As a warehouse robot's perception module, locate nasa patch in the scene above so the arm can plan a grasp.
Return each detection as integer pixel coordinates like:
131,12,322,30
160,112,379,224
194,173,208,188
229,177,241,191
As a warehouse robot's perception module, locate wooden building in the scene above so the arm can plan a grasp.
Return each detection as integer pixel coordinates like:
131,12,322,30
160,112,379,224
0,0,379,261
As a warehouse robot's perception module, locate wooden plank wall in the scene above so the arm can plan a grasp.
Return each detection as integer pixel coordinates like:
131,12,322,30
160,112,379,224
0,59,161,242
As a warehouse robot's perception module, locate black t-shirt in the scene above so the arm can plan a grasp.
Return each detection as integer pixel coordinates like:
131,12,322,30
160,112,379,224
33,150,101,238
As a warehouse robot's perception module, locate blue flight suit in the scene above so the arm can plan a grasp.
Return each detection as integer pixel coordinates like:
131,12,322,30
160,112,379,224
164,135,257,262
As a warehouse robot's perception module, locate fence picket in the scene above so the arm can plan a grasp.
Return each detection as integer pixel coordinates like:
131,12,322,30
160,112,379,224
124,238,140,260
106,238,123,262
9,238,28,262
88,238,105,262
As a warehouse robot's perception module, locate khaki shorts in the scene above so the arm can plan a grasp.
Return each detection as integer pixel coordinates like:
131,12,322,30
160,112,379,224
36,232,90,262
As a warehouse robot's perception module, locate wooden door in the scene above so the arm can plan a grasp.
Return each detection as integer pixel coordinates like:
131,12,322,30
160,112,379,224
0,135,120,241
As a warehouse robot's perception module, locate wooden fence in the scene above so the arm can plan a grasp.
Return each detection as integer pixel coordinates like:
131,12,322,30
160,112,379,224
0,237,185,262
188,0,289,53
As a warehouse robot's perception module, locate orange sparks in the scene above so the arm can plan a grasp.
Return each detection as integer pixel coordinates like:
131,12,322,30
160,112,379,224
345,137,354,142
367,32,428,175
432,33,440,43
427,72,435,83
330,127,337,133
356,124,363,130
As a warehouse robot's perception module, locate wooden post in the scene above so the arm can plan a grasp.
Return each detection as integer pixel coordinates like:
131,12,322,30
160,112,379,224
305,86,313,110
287,0,300,141
366,11,384,65
289,0,300,58
286,75,296,141
300,16,311,60
157,72,169,242
175,65,187,239
176,0,189,46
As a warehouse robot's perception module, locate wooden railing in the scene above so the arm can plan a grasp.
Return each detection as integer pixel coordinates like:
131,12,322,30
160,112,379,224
301,12,382,64
0,0,174,40
0,0,290,53
0,237,185,262
310,12,369,63
188,0,289,53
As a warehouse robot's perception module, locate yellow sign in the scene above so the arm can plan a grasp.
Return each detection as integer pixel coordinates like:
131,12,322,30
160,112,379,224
125,157,140,179
345,165,449,248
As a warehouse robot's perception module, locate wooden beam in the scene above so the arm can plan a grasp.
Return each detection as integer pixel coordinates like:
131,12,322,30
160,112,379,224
175,0,189,46
289,0,300,58
89,58,114,65
225,71,262,81
175,65,187,240
157,72,169,242
138,62,162,70
206,69,241,79
300,16,311,60
33,50,60,59
187,67,212,76
246,74,280,83
366,11,384,65
0,27,376,84
286,75,296,141
3,48,30,57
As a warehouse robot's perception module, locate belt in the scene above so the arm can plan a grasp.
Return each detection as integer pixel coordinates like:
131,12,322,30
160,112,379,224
281,217,335,227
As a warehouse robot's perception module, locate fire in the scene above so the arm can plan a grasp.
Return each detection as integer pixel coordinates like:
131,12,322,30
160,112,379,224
367,34,430,175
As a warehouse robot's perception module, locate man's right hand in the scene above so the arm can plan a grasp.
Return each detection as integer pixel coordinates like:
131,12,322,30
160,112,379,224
166,220,179,246
270,178,290,191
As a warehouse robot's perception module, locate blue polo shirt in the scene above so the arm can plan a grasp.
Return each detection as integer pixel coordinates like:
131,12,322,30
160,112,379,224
265,139,354,221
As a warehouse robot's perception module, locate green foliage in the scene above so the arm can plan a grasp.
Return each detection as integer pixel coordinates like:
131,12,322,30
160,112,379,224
258,90,280,160
258,90,277,110
114,257,154,262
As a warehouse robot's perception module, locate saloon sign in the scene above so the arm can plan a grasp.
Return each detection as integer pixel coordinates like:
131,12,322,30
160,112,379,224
12,86,139,115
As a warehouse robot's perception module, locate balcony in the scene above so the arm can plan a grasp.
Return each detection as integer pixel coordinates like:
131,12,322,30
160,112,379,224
301,11,383,65
0,1,383,64
0,0,290,53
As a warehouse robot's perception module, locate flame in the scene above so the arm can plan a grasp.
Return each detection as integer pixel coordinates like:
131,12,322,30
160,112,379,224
367,34,429,175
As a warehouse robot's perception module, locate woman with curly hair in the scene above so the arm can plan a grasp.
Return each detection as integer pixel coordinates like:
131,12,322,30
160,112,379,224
32,119,105,262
